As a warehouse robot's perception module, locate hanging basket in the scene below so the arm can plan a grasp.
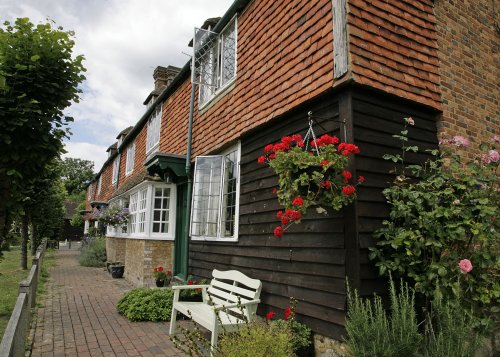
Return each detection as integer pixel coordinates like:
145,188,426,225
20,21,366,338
257,112,364,238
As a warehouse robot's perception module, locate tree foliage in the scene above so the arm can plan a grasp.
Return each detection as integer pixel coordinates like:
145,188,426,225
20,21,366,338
60,157,94,195
0,18,85,257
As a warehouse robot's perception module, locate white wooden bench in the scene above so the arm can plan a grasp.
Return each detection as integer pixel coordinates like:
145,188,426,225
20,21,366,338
169,269,262,352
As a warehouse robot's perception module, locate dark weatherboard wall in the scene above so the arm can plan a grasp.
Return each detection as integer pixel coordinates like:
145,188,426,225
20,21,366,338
188,85,439,339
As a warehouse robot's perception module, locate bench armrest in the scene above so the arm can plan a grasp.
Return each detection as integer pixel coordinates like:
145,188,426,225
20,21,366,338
213,299,260,311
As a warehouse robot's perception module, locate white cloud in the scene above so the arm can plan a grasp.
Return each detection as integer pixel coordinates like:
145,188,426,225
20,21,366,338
2,0,234,171
63,141,109,171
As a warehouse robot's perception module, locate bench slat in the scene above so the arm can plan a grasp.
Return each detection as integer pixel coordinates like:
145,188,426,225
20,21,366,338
208,287,251,306
212,269,262,290
211,279,257,299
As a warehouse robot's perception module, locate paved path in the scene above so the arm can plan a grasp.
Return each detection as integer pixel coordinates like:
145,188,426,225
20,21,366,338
30,244,184,357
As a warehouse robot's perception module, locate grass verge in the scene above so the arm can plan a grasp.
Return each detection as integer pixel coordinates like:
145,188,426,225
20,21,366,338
0,246,32,339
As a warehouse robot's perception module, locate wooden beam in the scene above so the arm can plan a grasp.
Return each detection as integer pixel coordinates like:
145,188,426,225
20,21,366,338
333,0,348,79
339,89,360,291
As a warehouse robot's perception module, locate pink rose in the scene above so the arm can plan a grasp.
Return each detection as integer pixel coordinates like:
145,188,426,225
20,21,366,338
458,259,473,274
488,150,499,163
452,135,470,148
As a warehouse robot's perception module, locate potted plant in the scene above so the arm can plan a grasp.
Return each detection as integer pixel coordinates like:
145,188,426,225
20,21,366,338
153,266,172,287
110,262,125,278
258,133,363,238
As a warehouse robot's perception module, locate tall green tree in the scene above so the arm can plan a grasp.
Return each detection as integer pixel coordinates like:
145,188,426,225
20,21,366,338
0,18,85,258
60,157,94,195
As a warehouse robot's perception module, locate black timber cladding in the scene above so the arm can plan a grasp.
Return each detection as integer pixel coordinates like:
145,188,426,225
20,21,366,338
190,90,348,338
188,85,439,339
351,85,439,296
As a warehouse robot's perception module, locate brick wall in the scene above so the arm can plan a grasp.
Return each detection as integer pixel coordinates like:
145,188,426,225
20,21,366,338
106,237,126,263
124,239,145,285
143,240,174,286
434,0,499,158
121,239,173,287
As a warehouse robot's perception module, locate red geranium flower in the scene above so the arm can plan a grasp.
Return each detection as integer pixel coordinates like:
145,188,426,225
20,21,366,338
272,187,277,194
342,185,356,195
276,210,283,219
281,217,290,225
288,210,302,221
257,156,266,164
274,226,285,238
292,197,304,206
266,311,276,320
358,176,365,183
284,306,292,320
188,280,194,285
269,153,276,159
321,180,331,189
342,170,352,181
157,266,164,272
320,160,330,167
264,144,274,153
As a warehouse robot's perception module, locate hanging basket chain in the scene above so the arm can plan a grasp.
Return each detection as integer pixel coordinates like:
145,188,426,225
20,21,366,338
304,111,321,155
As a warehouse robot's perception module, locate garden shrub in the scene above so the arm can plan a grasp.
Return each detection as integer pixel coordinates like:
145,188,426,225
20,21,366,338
370,118,499,329
117,287,174,322
79,236,106,267
345,279,421,357
345,279,481,357
217,322,295,357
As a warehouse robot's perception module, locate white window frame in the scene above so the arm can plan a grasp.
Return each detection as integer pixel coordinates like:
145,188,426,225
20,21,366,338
97,176,102,195
112,156,120,184
146,105,162,155
105,181,176,241
199,17,237,107
190,142,240,242
88,184,93,200
125,143,136,176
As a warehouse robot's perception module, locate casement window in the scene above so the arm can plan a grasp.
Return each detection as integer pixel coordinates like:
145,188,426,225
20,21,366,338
97,176,102,195
125,143,136,176
190,143,240,241
112,156,120,183
88,184,93,200
199,17,237,106
152,187,171,233
146,105,162,154
106,182,176,240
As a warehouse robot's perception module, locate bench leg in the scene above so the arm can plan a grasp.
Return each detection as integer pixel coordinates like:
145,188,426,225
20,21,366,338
169,307,178,335
210,326,219,357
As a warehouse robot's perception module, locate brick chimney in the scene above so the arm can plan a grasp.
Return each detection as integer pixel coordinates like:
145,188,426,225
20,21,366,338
144,65,181,106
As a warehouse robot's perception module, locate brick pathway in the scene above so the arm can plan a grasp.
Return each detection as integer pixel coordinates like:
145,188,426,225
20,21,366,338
30,244,185,357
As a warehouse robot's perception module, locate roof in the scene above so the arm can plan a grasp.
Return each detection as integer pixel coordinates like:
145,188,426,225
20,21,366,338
116,126,133,139
106,142,117,152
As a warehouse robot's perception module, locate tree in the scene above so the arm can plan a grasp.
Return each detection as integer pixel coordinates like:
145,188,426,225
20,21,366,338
0,18,85,258
60,158,95,195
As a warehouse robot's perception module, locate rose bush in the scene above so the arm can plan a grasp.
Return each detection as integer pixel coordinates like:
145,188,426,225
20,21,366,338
370,118,499,330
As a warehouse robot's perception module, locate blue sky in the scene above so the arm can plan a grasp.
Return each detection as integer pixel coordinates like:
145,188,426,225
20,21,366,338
1,0,234,171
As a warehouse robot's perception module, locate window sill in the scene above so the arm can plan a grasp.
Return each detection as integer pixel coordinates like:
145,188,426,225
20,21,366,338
191,236,238,243
198,79,236,114
106,233,174,241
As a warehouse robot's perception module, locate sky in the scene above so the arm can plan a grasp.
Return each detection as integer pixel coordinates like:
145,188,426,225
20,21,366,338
1,0,234,171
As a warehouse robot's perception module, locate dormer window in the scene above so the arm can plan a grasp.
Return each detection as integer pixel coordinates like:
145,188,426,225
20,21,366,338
198,17,237,107
146,105,162,154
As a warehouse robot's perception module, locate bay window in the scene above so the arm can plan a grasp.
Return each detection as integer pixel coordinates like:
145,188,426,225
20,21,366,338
105,182,176,240
191,143,240,241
